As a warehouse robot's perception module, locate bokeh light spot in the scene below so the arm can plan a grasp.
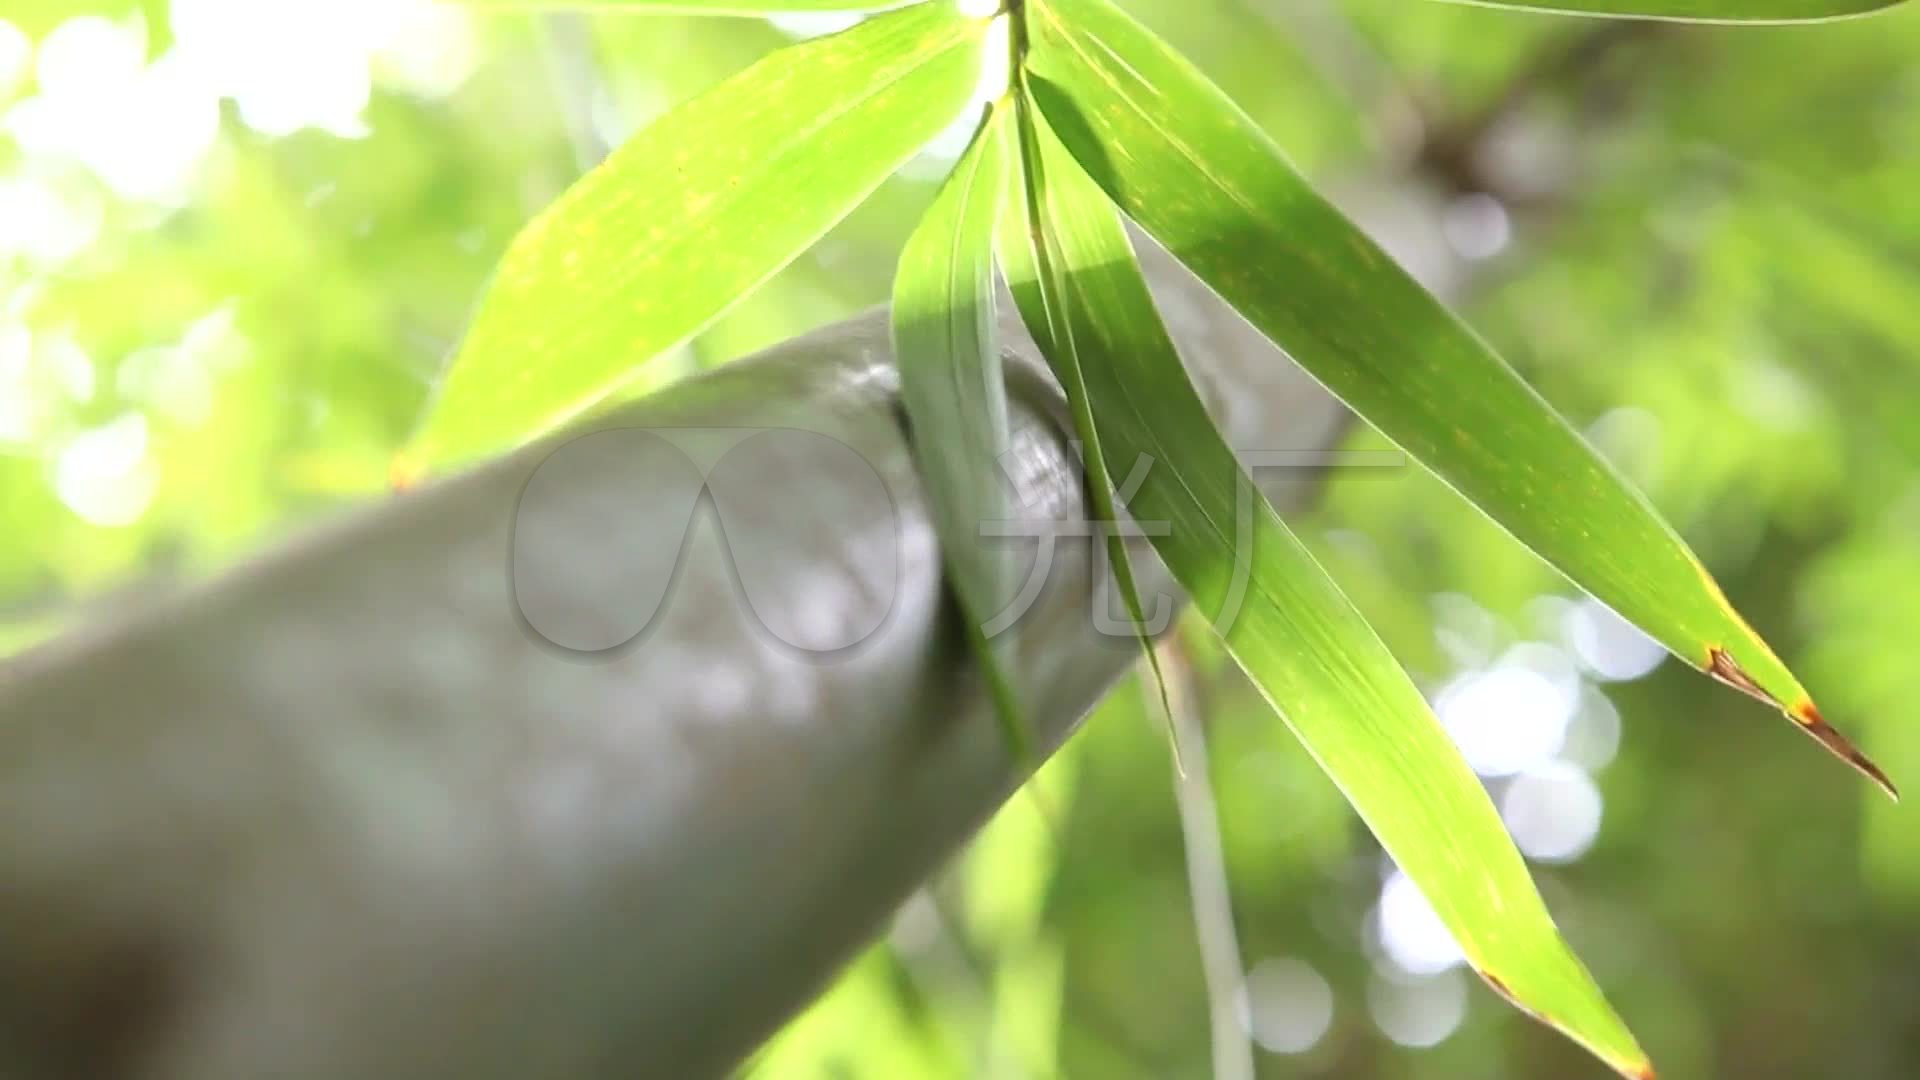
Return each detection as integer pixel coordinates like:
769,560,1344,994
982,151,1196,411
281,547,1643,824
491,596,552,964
1565,597,1666,682
1239,957,1335,1055
1501,762,1605,863
1435,646,1580,778
53,414,158,528
1375,871,1464,976
1369,968,1468,1048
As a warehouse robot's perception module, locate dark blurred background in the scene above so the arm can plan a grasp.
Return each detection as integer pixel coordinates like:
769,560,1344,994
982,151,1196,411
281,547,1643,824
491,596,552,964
1,2,1916,1076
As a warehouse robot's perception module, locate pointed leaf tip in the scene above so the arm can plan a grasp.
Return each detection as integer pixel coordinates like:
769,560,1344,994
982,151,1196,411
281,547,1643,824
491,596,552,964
1026,0,1867,821
1478,968,1653,1080
1001,63,1647,1075
1793,701,1899,801
1706,647,1896,798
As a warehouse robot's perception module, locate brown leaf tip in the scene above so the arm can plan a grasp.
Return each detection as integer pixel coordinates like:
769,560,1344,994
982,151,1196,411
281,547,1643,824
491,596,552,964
1792,701,1900,802
1478,966,1654,1080
1706,646,1778,708
1707,648,1898,800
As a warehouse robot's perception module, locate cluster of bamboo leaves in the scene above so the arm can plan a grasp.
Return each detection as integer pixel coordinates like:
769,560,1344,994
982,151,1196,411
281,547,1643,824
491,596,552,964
417,1,1909,1075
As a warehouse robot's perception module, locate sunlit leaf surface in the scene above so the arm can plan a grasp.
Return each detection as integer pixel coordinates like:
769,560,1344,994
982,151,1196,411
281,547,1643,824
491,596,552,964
998,90,1653,1080
1024,0,1893,797
407,2,986,469
893,102,1030,757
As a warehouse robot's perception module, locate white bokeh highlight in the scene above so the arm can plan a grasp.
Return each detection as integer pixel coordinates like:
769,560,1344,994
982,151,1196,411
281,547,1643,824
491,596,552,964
766,13,867,41
1502,762,1605,863
0,174,104,262
1564,597,1667,682
1374,871,1465,976
52,414,158,528
1369,968,1469,1049
1239,957,1336,1055
1441,192,1512,261
9,17,221,205
1,3,479,222
171,0,479,138
1434,643,1582,779
1560,685,1623,772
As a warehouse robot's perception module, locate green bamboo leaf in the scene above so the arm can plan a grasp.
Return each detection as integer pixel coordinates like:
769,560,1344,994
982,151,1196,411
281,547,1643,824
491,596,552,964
891,102,1031,759
1023,0,1895,797
999,93,1651,1080
404,3,988,471
1000,95,1177,743
1440,0,1904,21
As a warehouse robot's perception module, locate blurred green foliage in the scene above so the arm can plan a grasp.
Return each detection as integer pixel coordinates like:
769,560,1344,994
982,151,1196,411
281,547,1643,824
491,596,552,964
3,2,1917,1077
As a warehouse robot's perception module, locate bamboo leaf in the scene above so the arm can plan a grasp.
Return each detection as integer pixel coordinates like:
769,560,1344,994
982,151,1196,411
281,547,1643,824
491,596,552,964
1440,0,1905,21
1000,94,1177,742
999,93,1652,1080
406,3,988,470
892,102,1032,759
1023,0,1894,797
